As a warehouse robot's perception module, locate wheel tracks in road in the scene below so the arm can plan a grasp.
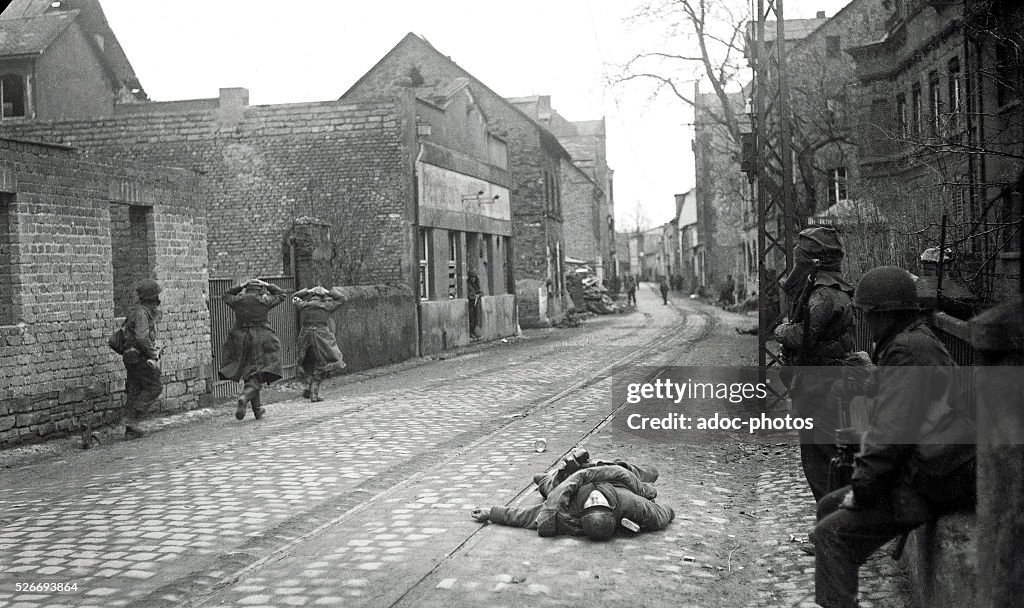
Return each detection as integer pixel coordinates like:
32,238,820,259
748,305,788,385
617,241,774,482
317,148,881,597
163,303,714,607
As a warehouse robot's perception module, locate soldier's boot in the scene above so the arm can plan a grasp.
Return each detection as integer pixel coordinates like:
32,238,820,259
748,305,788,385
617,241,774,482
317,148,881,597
251,389,265,420
310,380,323,403
236,385,257,420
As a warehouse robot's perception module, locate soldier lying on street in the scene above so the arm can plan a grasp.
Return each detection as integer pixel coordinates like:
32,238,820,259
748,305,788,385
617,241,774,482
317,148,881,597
470,463,674,540
530,448,659,498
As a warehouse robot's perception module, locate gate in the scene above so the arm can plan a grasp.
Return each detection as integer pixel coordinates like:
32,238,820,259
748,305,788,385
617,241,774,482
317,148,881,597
208,276,298,399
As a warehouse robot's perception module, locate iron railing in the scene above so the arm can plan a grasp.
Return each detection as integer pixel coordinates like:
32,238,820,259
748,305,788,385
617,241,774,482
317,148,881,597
208,276,297,399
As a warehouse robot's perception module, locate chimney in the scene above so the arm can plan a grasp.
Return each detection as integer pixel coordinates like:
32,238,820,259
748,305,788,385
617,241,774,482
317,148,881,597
219,87,249,109
816,10,826,18
216,87,249,128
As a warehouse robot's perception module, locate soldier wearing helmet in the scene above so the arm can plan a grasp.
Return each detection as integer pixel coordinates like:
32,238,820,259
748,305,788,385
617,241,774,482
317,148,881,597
121,278,163,438
219,278,288,420
470,464,674,540
813,266,975,608
772,227,856,503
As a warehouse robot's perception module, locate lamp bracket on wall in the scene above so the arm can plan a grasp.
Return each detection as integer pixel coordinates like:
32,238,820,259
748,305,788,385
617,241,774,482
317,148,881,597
462,189,500,204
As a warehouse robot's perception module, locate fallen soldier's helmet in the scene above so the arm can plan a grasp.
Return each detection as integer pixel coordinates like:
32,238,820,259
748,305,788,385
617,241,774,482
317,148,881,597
581,490,617,540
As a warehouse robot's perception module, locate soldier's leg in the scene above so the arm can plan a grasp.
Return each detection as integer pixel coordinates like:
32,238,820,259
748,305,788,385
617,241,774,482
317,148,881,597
123,360,142,434
237,375,259,420
249,376,265,419
814,488,910,608
310,370,323,403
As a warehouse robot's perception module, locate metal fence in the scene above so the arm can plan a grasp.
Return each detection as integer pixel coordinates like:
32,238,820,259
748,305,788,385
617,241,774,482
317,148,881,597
208,276,297,399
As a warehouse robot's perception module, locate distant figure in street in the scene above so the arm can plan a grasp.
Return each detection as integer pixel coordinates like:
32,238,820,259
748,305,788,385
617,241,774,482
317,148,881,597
471,463,673,540
467,272,483,340
719,274,736,308
122,279,163,439
292,285,347,402
624,274,637,307
220,278,288,420
659,277,669,305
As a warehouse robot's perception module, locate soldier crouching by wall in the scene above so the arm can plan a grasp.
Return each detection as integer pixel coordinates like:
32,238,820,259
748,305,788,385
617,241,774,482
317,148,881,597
122,278,163,439
219,278,288,420
292,286,347,402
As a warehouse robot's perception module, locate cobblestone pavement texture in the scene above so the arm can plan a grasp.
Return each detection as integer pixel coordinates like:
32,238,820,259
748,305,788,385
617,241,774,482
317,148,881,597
0,284,911,608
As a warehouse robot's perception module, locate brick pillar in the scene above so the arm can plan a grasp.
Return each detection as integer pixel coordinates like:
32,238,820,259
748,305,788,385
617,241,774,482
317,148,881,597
970,295,1024,608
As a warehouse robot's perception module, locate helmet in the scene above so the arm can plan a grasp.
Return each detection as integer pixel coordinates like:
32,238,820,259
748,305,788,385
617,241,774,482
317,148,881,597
854,266,920,312
581,508,617,540
795,227,845,270
580,490,616,540
135,278,162,299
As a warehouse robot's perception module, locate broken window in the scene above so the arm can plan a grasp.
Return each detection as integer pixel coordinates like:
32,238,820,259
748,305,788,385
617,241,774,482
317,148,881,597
928,71,941,136
1,73,26,119
948,57,962,135
911,83,922,137
448,231,459,299
418,228,430,301
109,203,155,317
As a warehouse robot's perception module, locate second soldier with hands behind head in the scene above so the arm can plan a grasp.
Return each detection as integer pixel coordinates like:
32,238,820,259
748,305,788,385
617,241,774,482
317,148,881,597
292,285,347,402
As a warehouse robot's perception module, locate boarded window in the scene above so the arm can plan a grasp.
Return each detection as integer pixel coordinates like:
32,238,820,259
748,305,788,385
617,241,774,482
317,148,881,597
0,193,14,324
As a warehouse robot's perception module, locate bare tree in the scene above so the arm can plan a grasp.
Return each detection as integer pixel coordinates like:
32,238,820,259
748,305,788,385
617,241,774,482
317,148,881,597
614,0,749,147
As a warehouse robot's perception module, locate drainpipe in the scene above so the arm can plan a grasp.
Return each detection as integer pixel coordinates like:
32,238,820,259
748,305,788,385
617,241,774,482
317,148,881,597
413,141,425,358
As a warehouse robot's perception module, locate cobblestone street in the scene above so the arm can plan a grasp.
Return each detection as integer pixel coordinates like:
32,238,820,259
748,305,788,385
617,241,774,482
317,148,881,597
0,286,910,608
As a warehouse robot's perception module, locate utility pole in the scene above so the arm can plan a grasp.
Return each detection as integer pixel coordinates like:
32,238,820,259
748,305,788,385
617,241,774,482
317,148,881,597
749,0,797,408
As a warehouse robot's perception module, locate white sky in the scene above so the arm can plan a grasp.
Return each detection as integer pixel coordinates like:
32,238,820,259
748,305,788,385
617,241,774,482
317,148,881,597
98,0,852,228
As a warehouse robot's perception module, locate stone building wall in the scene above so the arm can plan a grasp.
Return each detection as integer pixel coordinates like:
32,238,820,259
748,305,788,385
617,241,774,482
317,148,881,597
0,137,208,448
0,90,416,287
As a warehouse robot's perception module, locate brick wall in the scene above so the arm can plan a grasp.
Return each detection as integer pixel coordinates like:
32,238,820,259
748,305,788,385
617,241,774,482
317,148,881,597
0,137,209,448
561,162,601,265
0,92,416,287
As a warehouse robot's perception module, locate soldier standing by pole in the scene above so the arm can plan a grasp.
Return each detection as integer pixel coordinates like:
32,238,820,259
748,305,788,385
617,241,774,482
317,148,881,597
772,227,856,504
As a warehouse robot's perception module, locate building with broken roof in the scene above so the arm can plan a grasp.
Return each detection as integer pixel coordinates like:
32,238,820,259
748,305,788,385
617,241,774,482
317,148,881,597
0,0,146,121
342,33,574,328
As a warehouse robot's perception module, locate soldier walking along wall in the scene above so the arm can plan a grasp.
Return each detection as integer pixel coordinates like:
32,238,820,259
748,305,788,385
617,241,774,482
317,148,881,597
0,137,209,448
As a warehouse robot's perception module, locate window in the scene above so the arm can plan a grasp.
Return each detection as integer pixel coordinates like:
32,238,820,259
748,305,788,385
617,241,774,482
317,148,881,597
826,36,841,58
488,136,509,170
0,193,14,324
911,83,922,137
830,167,848,206
0,74,26,119
895,93,908,136
418,228,430,300
948,58,961,133
995,41,1022,108
928,71,941,136
447,231,459,299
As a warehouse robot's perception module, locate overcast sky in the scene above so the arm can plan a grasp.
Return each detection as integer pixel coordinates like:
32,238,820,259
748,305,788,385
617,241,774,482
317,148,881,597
98,0,852,228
